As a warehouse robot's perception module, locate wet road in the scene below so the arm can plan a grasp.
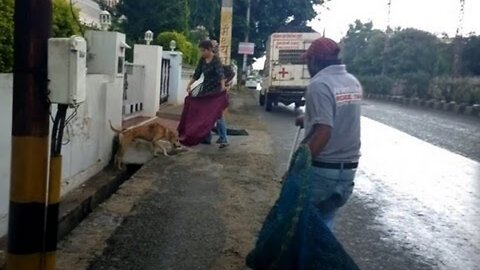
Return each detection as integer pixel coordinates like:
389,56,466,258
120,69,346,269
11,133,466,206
362,101,480,162
257,97,480,270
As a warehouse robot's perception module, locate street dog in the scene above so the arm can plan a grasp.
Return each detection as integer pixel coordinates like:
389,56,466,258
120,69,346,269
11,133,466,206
109,120,182,169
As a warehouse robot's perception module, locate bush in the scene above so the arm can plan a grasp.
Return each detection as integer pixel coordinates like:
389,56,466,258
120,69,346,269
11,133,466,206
52,0,81,37
190,44,200,67
360,73,480,105
0,0,14,73
430,77,480,105
0,0,81,73
358,76,394,95
155,31,200,66
399,72,431,98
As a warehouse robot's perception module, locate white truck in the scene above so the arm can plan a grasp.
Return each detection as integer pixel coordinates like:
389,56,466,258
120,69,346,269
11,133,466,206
260,32,322,111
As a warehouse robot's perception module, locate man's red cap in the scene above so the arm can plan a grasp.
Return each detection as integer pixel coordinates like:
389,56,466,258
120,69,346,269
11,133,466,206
301,37,340,61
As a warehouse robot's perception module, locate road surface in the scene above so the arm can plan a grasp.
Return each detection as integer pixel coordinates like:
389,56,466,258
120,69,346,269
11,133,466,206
258,97,480,270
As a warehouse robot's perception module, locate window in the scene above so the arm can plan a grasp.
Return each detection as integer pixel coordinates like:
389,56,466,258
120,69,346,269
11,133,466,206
279,50,306,65
118,57,124,74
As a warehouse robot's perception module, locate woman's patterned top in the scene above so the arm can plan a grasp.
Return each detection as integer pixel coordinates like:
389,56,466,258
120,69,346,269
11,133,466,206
193,56,225,96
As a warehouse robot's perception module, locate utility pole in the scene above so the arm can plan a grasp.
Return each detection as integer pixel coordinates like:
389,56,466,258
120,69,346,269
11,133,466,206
242,0,251,84
219,0,233,65
7,0,53,269
453,0,466,77
381,0,392,76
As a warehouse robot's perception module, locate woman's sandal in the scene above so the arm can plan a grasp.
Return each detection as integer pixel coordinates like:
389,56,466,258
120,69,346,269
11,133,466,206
219,143,229,149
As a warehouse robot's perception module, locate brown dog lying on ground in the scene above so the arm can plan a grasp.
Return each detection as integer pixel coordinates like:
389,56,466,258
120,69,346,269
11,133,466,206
109,120,182,169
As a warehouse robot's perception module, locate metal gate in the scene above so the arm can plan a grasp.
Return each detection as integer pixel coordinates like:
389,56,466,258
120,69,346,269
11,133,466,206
160,58,171,104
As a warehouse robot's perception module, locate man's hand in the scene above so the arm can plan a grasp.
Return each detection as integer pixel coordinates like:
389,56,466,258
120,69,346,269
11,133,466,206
295,115,304,129
307,124,332,158
186,85,192,94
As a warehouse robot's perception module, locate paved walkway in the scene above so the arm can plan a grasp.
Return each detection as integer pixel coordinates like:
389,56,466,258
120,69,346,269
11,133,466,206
57,89,280,270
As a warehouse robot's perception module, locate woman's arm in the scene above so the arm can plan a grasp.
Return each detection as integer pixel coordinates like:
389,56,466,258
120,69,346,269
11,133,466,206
186,78,196,93
220,79,226,91
188,59,203,92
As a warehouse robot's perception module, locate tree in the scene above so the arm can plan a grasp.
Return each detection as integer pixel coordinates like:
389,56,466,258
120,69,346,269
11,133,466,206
52,0,82,37
0,0,14,73
461,36,480,76
342,21,453,78
116,0,325,65
434,38,453,76
385,28,443,76
188,0,219,33
238,0,324,62
155,31,199,65
0,0,81,73
118,0,190,43
189,26,210,45
341,20,386,76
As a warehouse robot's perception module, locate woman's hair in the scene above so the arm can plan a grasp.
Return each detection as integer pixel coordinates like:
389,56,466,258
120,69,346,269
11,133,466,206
199,40,214,50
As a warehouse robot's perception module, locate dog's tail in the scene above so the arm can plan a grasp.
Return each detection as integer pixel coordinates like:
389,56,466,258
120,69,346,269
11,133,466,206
109,120,123,134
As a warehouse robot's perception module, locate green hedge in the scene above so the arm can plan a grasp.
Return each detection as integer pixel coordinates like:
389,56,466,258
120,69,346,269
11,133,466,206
155,31,199,66
430,77,480,105
399,72,431,98
360,75,480,105
0,0,80,73
358,76,394,95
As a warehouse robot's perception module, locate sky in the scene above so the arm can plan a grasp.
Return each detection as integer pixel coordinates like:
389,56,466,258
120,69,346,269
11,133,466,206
253,0,479,69
310,0,480,42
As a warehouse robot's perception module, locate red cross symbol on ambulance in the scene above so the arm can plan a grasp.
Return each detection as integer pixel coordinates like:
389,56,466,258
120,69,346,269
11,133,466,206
278,67,289,78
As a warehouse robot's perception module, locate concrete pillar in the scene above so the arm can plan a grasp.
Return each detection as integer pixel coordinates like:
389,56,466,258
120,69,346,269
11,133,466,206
164,51,184,105
0,74,13,236
134,45,163,117
85,30,129,78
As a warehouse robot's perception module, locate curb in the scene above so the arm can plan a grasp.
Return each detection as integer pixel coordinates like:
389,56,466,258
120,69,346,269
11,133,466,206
365,94,480,119
0,166,139,269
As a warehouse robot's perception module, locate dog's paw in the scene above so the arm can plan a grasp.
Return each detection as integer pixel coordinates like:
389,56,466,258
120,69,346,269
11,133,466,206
170,147,188,155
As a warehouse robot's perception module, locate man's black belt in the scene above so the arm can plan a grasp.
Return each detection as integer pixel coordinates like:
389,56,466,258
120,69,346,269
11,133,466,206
312,161,359,169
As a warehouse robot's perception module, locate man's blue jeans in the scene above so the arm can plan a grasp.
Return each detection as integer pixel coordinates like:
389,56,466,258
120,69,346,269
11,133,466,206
310,166,356,230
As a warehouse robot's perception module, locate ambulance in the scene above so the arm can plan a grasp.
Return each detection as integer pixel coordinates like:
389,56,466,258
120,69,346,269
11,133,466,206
260,32,322,111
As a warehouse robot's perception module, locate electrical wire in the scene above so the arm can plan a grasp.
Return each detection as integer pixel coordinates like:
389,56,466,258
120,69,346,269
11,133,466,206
62,105,80,146
62,124,71,146
65,104,79,127
51,104,68,155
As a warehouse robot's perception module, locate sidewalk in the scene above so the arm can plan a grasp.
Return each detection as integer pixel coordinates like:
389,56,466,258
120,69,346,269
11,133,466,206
56,88,281,270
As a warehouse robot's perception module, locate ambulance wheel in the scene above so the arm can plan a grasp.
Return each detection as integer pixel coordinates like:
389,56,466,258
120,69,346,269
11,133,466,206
259,92,265,106
265,94,273,112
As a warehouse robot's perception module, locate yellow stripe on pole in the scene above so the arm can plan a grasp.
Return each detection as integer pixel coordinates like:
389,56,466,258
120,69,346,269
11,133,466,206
6,252,55,270
10,136,49,203
48,155,62,204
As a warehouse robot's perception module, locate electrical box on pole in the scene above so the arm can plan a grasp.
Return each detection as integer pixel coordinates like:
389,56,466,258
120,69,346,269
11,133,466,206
48,36,87,105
